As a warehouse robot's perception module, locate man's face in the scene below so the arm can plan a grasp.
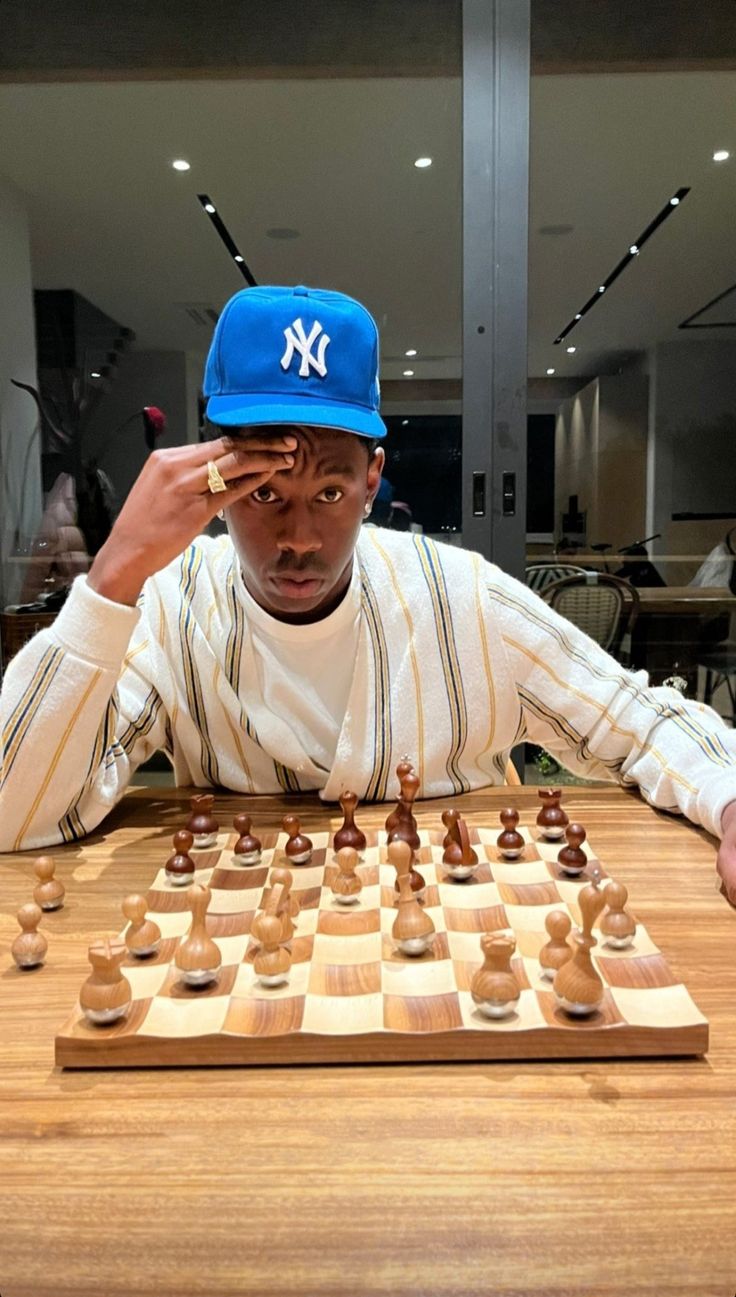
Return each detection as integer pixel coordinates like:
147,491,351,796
225,424,384,623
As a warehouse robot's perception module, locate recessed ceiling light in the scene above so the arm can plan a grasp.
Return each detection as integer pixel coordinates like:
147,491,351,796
405,349,417,357
90,371,101,378
402,419,409,425
546,368,555,375
204,203,216,214
403,369,415,376
669,195,680,205
598,285,606,293
414,157,432,169
172,159,191,172
566,346,576,354
574,313,582,320
629,244,639,254
234,254,244,263
713,149,730,162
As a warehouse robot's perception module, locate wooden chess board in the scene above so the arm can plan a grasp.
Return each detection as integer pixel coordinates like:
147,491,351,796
54,822,708,1067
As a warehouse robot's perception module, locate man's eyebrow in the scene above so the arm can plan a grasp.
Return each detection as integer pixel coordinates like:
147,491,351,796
313,459,359,478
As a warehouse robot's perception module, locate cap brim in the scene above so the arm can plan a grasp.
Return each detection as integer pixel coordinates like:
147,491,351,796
206,394,386,440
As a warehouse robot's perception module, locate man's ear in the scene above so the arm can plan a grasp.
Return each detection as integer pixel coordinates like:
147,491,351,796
366,446,385,505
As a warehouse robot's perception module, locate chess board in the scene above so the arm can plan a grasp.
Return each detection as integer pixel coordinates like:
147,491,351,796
55,822,708,1067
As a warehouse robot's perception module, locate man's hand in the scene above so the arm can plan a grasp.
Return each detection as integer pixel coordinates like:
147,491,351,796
88,434,296,606
716,799,736,904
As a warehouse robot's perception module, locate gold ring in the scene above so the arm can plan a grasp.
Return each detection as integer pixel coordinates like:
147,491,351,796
206,460,227,494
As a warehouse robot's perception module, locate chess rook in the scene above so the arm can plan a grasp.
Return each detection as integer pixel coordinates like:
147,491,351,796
12,903,47,969
33,856,65,911
232,813,262,866
186,794,219,848
536,789,569,841
80,939,132,1025
471,932,521,1019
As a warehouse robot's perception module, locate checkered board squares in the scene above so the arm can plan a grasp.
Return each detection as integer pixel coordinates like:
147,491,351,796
54,824,708,1068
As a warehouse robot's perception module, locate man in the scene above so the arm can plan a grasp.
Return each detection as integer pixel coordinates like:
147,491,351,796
1,284,735,899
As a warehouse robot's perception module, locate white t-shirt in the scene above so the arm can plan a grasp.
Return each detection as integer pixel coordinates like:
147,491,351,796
236,561,361,779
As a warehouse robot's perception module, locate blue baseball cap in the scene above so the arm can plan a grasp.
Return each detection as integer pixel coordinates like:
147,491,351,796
204,284,386,440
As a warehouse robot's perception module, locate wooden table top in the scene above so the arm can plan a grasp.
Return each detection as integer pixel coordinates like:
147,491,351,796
1,784,734,1297
636,585,735,615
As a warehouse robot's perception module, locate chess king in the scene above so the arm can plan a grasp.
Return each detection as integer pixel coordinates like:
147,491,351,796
1,285,735,896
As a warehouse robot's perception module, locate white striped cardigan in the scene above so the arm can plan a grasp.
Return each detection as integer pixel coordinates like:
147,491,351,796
0,528,734,851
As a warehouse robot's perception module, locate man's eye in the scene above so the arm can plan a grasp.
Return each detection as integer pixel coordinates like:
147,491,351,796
252,486,279,503
317,487,344,503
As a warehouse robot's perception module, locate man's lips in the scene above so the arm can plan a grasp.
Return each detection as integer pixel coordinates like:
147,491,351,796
271,574,325,599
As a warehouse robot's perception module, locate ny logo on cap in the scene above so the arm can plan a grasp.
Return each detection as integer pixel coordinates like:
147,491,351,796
281,317,331,378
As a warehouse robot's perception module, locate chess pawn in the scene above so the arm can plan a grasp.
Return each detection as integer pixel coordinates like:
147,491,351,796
11,903,47,969
122,894,162,959
442,816,479,880
385,759,415,834
557,823,588,877
165,829,196,886
554,881,606,1016
186,793,219,848
441,808,460,849
79,939,132,1025
392,870,435,956
175,884,222,987
389,839,426,903
536,788,569,841
332,846,363,905
387,770,421,852
33,856,65,911
539,909,573,981
496,808,525,861
471,932,521,1019
252,912,292,987
601,881,636,949
333,790,367,855
283,814,313,865
232,813,262,865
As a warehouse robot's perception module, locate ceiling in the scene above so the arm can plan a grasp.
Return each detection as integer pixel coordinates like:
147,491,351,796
0,70,735,382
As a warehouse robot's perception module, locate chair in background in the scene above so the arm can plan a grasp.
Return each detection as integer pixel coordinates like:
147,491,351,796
698,643,736,725
541,572,640,661
525,563,588,596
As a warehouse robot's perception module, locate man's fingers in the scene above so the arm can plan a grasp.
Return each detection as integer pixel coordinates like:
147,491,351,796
210,448,295,484
153,433,298,469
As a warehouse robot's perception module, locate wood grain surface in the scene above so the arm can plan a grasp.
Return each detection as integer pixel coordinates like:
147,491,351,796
1,784,735,1297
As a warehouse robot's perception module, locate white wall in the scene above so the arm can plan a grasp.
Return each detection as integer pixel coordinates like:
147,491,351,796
0,176,43,603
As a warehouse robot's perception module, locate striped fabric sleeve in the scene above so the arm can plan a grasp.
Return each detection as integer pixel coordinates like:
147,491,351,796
0,575,169,851
485,564,736,839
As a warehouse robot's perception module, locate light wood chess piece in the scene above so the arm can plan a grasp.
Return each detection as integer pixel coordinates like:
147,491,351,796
390,841,435,956
252,912,292,987
554,879,606,1016
262,872,299,942
539,910,573,981
332,846,363,905
122,894,162,959
600,881,636,949
33,856,65,911
12,903,47,969
175,884,222,987
442,815,479,879
186,793,219,848
471,932,521,1019
80,939,132,1025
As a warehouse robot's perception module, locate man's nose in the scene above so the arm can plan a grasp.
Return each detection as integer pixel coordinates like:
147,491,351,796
276,503,323,554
